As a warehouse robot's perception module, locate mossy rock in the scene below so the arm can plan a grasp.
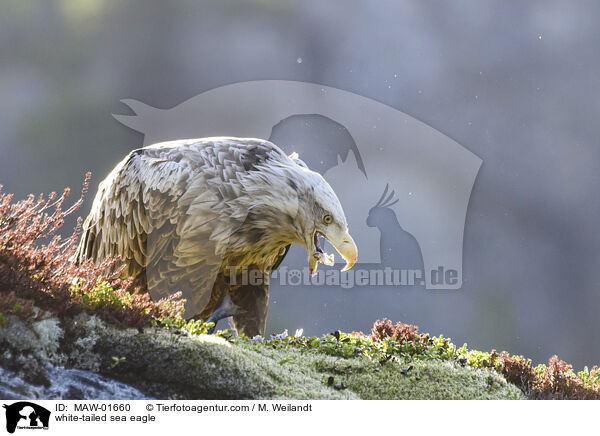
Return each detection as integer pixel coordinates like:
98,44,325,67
91,326,354,399
251,347,522,400
0,312,523,399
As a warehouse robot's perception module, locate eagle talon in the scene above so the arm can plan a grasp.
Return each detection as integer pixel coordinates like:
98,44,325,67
206,293,244,333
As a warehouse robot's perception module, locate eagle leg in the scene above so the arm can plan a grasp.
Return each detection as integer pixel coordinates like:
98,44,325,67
229,283,269,337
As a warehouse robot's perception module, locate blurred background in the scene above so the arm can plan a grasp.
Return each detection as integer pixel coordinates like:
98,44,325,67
1,0,599,368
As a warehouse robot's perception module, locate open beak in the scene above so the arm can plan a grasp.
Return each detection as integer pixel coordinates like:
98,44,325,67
308,229,358,275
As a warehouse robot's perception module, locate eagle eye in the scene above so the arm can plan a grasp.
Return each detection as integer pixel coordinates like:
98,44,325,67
323,214,333,225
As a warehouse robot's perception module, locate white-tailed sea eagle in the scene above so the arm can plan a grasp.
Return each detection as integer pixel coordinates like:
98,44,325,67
75,137,358,336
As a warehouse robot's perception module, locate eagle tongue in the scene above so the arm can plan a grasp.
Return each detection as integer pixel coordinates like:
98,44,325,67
310,232,335,274
314,232,324,253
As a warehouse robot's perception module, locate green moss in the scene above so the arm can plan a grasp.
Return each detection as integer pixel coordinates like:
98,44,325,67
247,346,523,400
91,325,353,399
81,323,524,399
325,358,521,400
0,311,525,399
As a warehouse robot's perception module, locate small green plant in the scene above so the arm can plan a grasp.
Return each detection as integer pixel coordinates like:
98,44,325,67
154,316,219,337
72,280,134,309
110,356,127,369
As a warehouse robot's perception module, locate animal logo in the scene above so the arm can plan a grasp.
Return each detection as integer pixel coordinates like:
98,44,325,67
2,402,50,433
366,184,424,271
113,80,482,289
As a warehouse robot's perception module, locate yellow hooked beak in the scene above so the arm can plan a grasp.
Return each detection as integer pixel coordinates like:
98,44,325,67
308,229,358,275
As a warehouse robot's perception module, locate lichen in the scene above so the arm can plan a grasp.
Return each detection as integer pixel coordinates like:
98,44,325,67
68,314,105,371
0,316,63,364
0,316,64,386
32,318,64,364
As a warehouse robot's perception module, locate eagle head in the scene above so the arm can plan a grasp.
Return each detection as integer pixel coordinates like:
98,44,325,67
243,150,358,275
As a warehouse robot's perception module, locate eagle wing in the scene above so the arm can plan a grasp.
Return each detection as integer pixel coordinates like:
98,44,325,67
77,138,279,317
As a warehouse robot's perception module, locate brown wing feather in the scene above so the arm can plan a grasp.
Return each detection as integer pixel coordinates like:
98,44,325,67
76,137,289,319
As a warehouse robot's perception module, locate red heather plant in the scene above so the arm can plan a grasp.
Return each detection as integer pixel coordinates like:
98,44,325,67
531,355,600,400
0,175,184,328
490,350,535,394
369,319,600,400
491,350,600,399
370,318,426,344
